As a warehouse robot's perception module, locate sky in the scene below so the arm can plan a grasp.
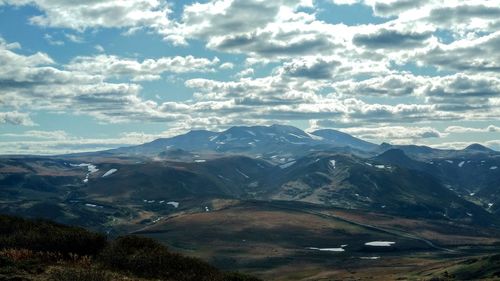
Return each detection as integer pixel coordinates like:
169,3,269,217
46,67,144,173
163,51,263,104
0,0,499,154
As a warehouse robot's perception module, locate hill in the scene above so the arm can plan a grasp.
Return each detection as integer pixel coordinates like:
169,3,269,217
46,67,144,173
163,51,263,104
0,214,260,281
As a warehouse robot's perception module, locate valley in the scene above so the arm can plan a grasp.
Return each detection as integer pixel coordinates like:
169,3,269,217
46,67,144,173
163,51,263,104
1,125,500,280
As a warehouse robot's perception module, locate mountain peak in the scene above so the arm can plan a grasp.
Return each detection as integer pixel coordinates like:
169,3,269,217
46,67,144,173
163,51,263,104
377,148,410,160
464,143,494,152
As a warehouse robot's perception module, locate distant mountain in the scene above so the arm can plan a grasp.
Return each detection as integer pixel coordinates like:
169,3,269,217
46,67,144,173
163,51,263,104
378,142,499,160
311,129,378,151
464,143,495,153
378,143,437,158
109,124,378,158
373,149,433,172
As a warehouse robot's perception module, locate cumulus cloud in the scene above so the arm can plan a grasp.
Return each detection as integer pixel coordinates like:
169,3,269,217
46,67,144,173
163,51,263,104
219,62,234,69
342,126,444,141
1,0,172,32
171,0,345,59
445,125,500,133
335,74,422,96
0,37,182,124
308,120,444,142
281,57,341,79
66,55,221,81
353,26,433,49
3,130,68,140
415,31,500,73
371,0,431,17
0,112,35,126
1,0,500,153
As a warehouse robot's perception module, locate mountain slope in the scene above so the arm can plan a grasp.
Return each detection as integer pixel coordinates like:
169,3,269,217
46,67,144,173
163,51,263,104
311,129,378,151
108,124,378,158
0,214,260,281
268,152,497,225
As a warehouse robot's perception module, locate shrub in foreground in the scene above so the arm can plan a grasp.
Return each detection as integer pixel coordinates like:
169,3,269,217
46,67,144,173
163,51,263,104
100,235,222,281
48,267,111,281
0,215,107,256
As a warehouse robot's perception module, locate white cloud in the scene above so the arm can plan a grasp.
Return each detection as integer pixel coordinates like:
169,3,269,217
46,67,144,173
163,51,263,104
64,33,84,43
66,54,221,81
44,34,64,46
1,0,172,32
1,1,500,149
3,130,68,140
338,125,444,143
445,125,500,133
235,68,254,77
0,36,182,124
219,62,234,69
0,111,35,126
94,45,105,52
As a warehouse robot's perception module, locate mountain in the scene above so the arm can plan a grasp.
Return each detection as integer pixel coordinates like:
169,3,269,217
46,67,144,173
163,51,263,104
268,152,496,225
378,142,499,160
373,149,427,170
464,143,496,153
108,124,378,159
2,126,500,280
311,129,378,151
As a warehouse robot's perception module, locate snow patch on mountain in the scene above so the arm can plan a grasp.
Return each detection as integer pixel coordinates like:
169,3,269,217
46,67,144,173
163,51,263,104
280,161,296,169
102,169,117,177
365,241,395,247
236,168,249,179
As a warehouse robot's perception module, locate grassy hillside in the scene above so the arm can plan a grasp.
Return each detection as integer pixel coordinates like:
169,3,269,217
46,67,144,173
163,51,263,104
0,214,260,281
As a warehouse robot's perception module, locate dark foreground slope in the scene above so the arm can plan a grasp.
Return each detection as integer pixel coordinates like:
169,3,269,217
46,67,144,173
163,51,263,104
0,214,260,281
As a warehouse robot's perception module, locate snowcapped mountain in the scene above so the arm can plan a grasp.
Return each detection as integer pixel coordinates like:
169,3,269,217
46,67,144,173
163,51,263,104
109,124,378,157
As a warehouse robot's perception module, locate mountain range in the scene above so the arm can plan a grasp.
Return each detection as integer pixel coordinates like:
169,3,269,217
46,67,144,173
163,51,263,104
1,124,500,280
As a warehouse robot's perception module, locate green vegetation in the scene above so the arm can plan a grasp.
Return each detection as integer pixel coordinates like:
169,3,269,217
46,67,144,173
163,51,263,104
0,214,261,281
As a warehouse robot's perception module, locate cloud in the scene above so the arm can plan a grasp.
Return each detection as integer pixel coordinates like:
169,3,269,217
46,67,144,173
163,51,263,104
335,74,422,96
427,3,500,34
3,130,68,139
64,33,84,43
219,62,234,69
0,37,182,124
371,0,430,17
281,57,341,79
0,111,35,126
430,140,500,151
185,75,458,125
1,0,172,32
0,131,161,155
178,0,312,39
66,54,221,81
173,0,344,59
2,1,500,149
415,31,500,73
445,125,500,134
342,126,444,142
308,120,444,142
235,68,254,77
353,25,433,49
44,34,64,46
94,45,105,52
